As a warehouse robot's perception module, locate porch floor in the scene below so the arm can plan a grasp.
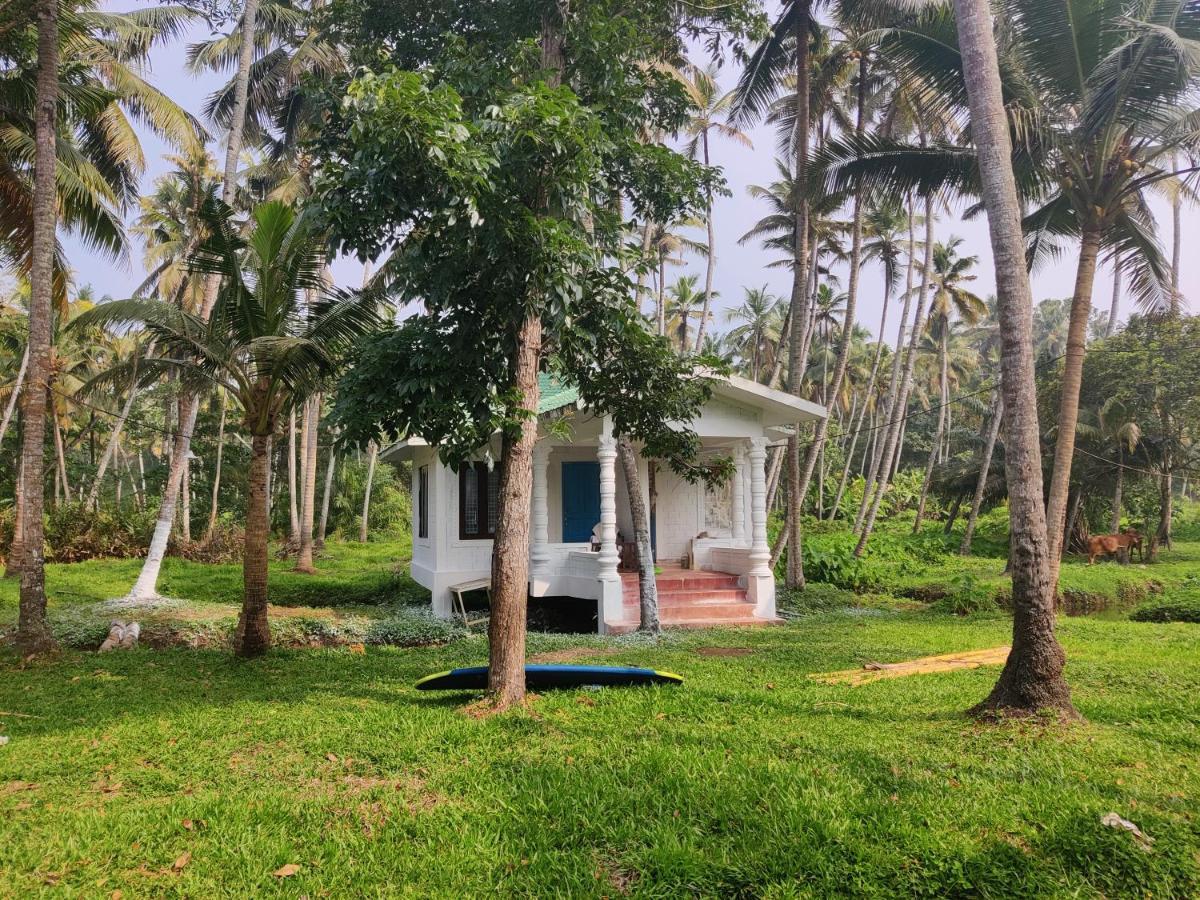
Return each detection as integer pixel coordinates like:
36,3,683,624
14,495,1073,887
610,566,777,633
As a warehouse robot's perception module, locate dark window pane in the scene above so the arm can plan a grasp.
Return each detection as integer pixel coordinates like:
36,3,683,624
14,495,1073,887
463,466,479,535
486,467,499,534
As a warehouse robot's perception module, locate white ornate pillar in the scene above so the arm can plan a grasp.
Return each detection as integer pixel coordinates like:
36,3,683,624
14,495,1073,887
530,442,551,589
746,436,776,620
732,443,747,546
596,420,623,632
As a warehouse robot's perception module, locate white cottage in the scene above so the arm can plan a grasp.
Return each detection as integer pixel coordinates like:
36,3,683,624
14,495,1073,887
383,373,825,633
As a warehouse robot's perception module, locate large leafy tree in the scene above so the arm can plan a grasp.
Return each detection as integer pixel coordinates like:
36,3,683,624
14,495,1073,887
315,0,757,707
75,200,380,656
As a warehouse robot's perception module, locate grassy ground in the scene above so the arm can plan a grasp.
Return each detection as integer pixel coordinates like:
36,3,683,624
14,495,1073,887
1,519,1198,895
1,615,1197,896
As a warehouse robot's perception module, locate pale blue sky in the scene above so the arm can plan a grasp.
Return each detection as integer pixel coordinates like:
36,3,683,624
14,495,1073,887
63,6,1195,348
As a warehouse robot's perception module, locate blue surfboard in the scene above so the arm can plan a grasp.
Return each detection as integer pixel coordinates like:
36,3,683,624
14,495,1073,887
414,664,683,691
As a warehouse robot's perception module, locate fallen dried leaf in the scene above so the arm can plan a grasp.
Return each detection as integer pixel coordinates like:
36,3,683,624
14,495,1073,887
110,891,123,900
181,819,194,831
347,643,366,655
172,851,191,872
273,863,301,878
325,753,338,763
1101,812,1154,850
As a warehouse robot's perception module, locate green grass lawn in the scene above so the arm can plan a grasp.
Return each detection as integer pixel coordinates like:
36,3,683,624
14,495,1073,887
2,612,1198,896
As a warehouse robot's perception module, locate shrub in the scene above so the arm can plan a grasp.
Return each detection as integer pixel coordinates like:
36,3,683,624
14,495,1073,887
777,582,857,616
932,573,999,616
366,608,464,646
44,503,157,562
1130,599,1200,623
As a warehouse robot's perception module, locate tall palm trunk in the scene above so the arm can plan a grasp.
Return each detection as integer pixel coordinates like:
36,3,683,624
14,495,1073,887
694,131,716,352
656,249,667,336
1111,445,1123,534
287,407,300,543
86,368,141,509
52,412,72,503
123,0,261,601
317,441,336,549
0,347,29,448
913,330,949,531
789,53,867,557
1171,152,1182,314
952,0,1075,719
204,389,227,541
785,0,813,590
617,436,659,634
15,0,58,652
295,394,319,572
1106,255,1121,337
234,431,272,657
856,199,917,531
6,458,24,578
1045,225,1102,578
961,391,1003,555
854,194,935,556
359,440,377,543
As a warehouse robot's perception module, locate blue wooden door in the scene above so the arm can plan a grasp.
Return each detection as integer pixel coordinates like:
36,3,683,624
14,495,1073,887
562,462,601,543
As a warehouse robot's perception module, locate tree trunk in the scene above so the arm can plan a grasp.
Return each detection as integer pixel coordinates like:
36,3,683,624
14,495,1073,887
488,310,541,708
86,368,141,509
287,406,300,544
943,493,963,535
855,193,935,556
15,0,58,653
1045,225,1101,582
913,331,949,532
204,389,227,542
52,410,72,503
1106,255,1121,338
1171,152,1182,314
317,440,336,549
120,0,260,601
0,347,29,449
856,199,918,531
123,396,197,603
5,456,24,578
694,132,716,353
961,392,1003,555
295,394,319,572
656,250,667,337
1111,446,1123,534
785,0,813,590
1156,443,1172,553
617,436,659,634
234,431,272,657
359,440,377,543
952,0,1076,719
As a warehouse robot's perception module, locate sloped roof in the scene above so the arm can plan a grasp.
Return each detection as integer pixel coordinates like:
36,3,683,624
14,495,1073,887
538,373,579,415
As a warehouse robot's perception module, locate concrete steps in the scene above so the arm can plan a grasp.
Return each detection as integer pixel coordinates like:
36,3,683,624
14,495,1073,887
614,567,772,630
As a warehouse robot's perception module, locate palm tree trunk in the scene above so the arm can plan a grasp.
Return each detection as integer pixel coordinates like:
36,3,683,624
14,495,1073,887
856,202,917,531
359,440,377,543
785,0,813,590
0,347,29,449
913,331,949,531
5,456,24,578
952,0,1075,719
656,250,667,337
204,389,227,542
694,132,717,353
317,442,336,549
53,411,72,503
961,391,1003,555
86,369,141,509
123,0,260,602
295,394,319,572
1171,152,1182,314
1106,255,1121,337
1045,225,1102,581
855,193,935,556
617,436,659,634
14,0,58,653
234,431,272,657
1111,446,1123,534
287,406,300,544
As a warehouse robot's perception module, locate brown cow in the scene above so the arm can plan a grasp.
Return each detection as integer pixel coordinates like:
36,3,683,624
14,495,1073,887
1087,528,1144,565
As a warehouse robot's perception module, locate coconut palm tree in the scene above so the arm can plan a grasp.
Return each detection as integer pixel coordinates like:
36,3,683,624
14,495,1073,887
724,285,782,381
950,0,1075,719
645,221,706,336
674,62,751,352
1094,398,1142,534
74,199,380,655
664,275,711,353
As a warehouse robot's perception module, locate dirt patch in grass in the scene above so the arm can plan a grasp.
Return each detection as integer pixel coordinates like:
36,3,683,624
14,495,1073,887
812,646,1011,685
529,647,622,664
694,647,755,657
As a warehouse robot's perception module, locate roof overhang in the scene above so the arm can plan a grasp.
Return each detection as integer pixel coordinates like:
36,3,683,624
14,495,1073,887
379,436,428,463
709,373,827,427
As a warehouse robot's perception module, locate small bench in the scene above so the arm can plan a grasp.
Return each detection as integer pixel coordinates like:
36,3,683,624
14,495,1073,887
448,577,491,630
